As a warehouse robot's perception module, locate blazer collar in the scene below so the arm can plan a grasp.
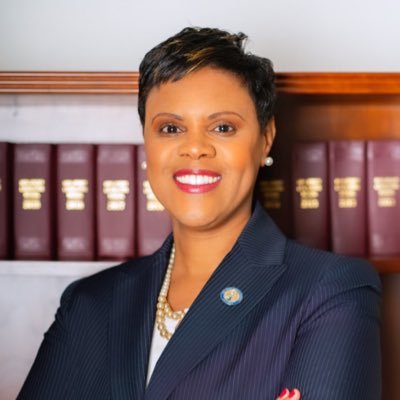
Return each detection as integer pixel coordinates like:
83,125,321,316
145,203,288,400
109,237,172,399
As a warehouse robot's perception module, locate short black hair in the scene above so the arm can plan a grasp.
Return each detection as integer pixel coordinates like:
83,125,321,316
138,27,276,131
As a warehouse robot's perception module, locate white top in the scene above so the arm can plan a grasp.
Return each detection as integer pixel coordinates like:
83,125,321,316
146,309,189,385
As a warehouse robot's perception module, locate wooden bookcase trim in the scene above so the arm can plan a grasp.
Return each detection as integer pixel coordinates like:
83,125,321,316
276,72,400,94
0,72,139,94
2,72,400,94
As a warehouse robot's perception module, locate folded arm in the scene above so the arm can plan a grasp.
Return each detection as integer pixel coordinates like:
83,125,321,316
280,259,381,400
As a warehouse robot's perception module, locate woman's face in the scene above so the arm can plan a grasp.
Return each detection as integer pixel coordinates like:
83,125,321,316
143,67,275,232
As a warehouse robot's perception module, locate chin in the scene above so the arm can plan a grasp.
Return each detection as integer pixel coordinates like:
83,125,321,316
172,208,220,230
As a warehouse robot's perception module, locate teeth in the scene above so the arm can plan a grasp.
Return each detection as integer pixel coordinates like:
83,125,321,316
175,175,221,185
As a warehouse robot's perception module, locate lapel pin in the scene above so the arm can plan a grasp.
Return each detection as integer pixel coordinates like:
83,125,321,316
220,287,243,306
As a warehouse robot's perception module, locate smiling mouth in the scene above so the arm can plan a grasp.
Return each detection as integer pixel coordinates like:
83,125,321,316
173,170,222,193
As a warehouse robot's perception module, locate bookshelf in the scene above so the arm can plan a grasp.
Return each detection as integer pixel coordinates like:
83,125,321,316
1,72,400,398
0,73,143,399
273,72,400,272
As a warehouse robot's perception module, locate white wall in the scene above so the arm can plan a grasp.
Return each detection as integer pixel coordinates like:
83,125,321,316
0,94,143,143
0,0,399,72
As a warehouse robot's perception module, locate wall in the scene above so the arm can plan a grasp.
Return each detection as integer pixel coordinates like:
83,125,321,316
0,0,399,72
0,94,142,143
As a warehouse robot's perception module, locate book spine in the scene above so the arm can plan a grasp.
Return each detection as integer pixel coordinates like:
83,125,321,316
13,144,54,260
136,145,172,256
367,140,400,256
0,143,11,259
329,141,367,256
256,137,292,237
292,142,330,250
96,144,136,260
56,144,95,260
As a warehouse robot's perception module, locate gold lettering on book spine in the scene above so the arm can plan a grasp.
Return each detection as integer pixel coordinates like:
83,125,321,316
19,178,46,210
103,180,129,211
334,177,361,208
62,179,88,210
259,180,284,209
373,176,399,207
296,177,323,209
143,181,165,211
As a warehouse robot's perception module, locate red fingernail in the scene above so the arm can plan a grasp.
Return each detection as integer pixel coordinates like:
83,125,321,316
279,388,288,397
288,389,296,398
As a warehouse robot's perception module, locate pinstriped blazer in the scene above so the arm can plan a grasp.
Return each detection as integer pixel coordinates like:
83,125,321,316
17,204,381,400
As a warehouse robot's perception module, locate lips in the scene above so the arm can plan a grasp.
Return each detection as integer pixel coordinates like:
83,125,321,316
173,169,222,194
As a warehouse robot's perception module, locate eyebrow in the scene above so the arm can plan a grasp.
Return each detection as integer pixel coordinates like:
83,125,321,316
151,111,245,124
151,112,184,123
208,111,245,121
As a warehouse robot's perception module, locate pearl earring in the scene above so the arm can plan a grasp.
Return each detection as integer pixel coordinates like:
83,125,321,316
264,156,273,167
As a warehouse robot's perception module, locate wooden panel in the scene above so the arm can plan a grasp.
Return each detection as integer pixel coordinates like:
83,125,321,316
381,274,400,399
276,94,400,142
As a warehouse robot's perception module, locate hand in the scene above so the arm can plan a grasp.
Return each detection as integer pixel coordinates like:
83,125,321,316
276,388,301,400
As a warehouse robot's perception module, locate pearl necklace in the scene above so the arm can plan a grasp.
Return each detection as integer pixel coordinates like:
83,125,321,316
156,244,186,340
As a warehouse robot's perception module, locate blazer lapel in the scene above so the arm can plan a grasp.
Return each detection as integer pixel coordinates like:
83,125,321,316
145,204,287,400
109,238,172,399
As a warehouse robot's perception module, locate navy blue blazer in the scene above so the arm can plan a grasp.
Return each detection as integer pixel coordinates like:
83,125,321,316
18,204,381,399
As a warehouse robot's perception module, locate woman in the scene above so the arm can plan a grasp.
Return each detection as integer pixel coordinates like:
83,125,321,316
18,27,381,399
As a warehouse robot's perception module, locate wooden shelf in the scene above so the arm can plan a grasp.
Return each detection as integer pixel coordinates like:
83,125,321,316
0,260,117,277
370,258,400,274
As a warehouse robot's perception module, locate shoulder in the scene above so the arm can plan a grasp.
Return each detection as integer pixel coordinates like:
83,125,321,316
282,240,381,328
284,239,381,293
60,254,156,309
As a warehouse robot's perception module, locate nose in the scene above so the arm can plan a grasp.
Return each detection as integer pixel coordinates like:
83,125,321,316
178,132,216,160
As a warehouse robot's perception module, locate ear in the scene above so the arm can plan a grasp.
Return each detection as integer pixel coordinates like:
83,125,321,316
260,117,276,166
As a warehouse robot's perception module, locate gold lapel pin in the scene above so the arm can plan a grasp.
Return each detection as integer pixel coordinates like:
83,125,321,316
220,287,243,306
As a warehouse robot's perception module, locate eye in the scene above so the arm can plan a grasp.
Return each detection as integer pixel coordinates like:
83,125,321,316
213,123,235,134
160,124,181,134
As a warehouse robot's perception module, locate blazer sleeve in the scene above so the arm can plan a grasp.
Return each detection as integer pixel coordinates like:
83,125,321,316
17,280,79,400
281,258,381,400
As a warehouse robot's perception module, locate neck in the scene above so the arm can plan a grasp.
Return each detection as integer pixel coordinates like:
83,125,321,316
171,210,251,279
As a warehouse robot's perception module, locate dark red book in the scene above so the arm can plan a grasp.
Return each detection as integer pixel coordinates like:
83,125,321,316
367,140,400,257
292,142,329,250
96,144,135,260
0,143,11,259
136,145,172,256
329,141,367,256
13,144,54,260
56,144,95,260
256,137,292,237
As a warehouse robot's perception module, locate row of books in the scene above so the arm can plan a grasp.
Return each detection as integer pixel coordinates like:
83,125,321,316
258,140,400,257
0,143,171,260
1,140,399,261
